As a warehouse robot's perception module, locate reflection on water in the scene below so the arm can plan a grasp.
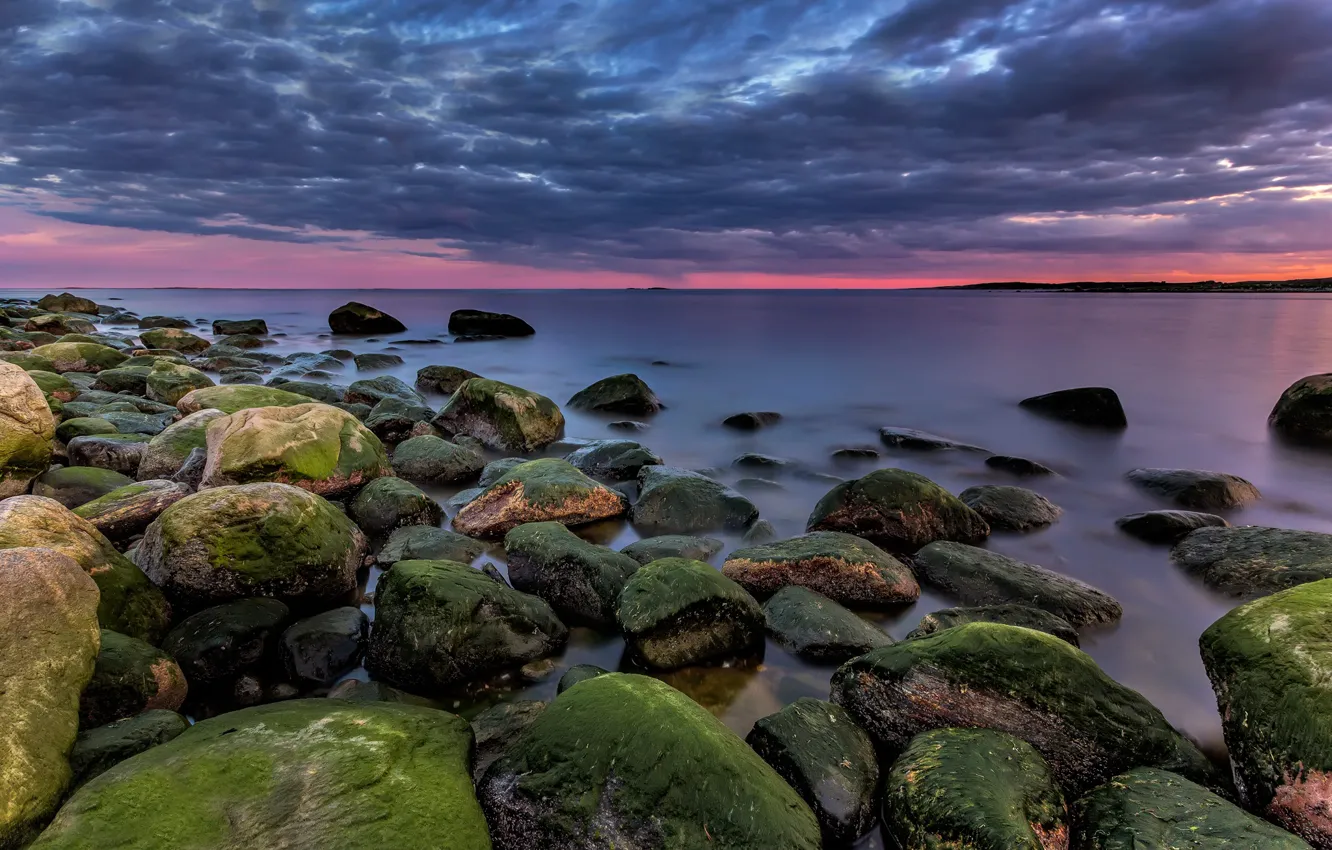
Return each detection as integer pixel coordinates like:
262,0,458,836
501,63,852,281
49,288,1332,752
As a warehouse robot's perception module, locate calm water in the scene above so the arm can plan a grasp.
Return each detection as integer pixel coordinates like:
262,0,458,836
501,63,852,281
27,288,1332,759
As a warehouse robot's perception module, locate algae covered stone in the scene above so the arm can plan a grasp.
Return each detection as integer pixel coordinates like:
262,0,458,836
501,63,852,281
73,480,190,539
79,629,187,728
1170,525,1332,596
1199,578,1332,845
328,300,407,334
565,438,662,480
199,402,391,497
144,360,213,405
390,434,484,483
722,531,920,607
1115,510,1229,544
212,318,267,336
959,484,1063,531
33,465,134,508
762,586,893,661
37,292,98,314
621,534,724,565
478,672,821,850
831,622,1214,797
503,521,641,628
432,377,564,452
68,711,189,791
630,465,759,536
806,468,989,552
453,458,627,538
1125,467,1261,511
29,342,127,373
135,408,226,479
908,603,1081,645
138,327,210,353
348,476,441,536
366,559,568,692
376,524,485,566
1270,373,1332,443
883,727,1069,850
175,383,310,415
0,360,56,497
32,700,491,850
472,700,548,782
416,364,480,394
568,373,663,415
617,557,764,669
136,482,368,608
344,374,426,406
0,548,100,850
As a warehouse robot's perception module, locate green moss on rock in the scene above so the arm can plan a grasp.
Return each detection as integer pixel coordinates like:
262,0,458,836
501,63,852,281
73,480,190,539
503,521,640,628
762,585,893,662
723,531,919,607
348,476,441,536
135,408,225,480
431,377,565,452
144,361,213,405
138,327,210,353
630,465,759,536
0,360,56,497
390,434,484,483
567,373,663,415
454,458,627,538
806,468,990,552
908,603,1081,645
30,342,128,373
620,534,724,565
1171,525,1332,597
376,525,486,566
174,384,310,415
80,630,187,728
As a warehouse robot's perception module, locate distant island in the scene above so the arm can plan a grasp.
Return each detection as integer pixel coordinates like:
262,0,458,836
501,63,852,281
939,277,1332,293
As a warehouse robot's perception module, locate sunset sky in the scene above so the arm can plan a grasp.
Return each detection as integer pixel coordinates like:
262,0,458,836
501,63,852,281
2,0,1330,289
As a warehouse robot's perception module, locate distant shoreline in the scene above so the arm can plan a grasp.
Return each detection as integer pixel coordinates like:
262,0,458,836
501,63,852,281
935,278,1332,293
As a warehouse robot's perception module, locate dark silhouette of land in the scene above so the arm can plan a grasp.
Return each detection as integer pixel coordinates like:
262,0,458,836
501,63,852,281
940,278,1332,293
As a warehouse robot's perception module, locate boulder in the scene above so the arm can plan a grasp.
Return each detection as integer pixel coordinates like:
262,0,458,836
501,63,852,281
432,378,564,452
1269,373,1332,443
65,435,149,475
348,476,441,536
26,370,78,403
448,308,534,337
503,521,641,628
272,379,342,404
722,531,919,607
328,301,407,334
568,373,663,415
1125,467,1261,511
0,496,170,642
1115,510,1229,544
55,417,118,443
199,403,391,497
762,586,893,661
908,603,1081,645
480,456,527,486
471,700,547,782
390,434,484,483
478,673,821,850
564,438,662,481
138,327,210,354
137,483,368,609
212,318,267,336
621,534,724,565
1171,525,1332,596
831,623,1214,796
161,598,289,689
959,484,1063,531
280,607,368,687
879,426,986,451
94,410,173,436
352,352,403,370
1020,386,1127,428
72,480,190,539
453,458,628,539
631,466,759,536
985,454,1058,476
376,524,486,566
747,698,879,844
31,701,490,850
33,467,135,511
883,727,1068,850
135,408,226,479
175,384,310,415
0,360,56,496
617,557,764,669
67,711,189,791
37,293,98,314
366,559,567,692
0,548,100,848
722,411,782,430
364,397,433,443
79,630,187,728
415,364,481,395
27,314,95,335
344,374,426,407
144,361,213,405
914,541,1122,627
806,468,990,553
89,366,149,395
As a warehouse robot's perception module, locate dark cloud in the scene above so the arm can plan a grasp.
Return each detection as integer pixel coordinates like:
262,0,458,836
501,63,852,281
0,0,1329,275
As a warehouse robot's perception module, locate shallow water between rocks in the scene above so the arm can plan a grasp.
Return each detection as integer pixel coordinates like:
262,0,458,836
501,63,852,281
31,287,1332,821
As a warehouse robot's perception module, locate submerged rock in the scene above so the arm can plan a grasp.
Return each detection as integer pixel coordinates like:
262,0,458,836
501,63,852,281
448,308,534,337
620,534,724,565
135,408,225,480
390,434,484,483
723,531,919,607
568,373,663,415
1125,467,1261,511
631,465,759,536
879,426,986,451
415,364,480,395
722,410,782,430
280,607,368,687
806,468,989,552
453,458,627,539
1269,373,1332,444
565,438,662,481
328,301,407,334
1115,510,1229,544
432,377,565,452
908,603,1081,645
959,484,1063,531
79,630,187,728
478,673,821,850
0,360,56,496
1020,386,1127,428
376,525,485,566
504,521,640,628
762,586,893,662
68,711,189,791
1170,525,1332,596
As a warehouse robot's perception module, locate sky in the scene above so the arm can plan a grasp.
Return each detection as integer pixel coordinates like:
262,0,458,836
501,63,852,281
1,0,1330,289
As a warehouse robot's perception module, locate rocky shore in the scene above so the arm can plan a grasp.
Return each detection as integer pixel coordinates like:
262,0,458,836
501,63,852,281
3,292,1332,848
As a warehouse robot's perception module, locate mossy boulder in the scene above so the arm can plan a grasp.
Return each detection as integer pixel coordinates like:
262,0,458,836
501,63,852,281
806,468,989,552
762,585,894,662
1020,386,1127,428
831,623,1214,797
33,466,135,508
1269,373,1332,443
959,484,1063,531
0,360,56,497
432,378,565,452
503,521,641,628
175,383,310,415
1115,510,1229,544
480,456,527,486
565,438,662,481
73,480,190,539
68,710,189,791
471,700,547,782
89,365,150,395
66,434,150,475
376,524,486,566
144,361,213,405
479,673,820,850
415,364,480,395
137,482,368,609
453,458,627,539
568,373,663,415
722,531,919,607
0,496,171,642
137,327,209,353
27,314,97,335
280,607,368,687
1171,525,1332,596
212,318,267,335
328,301,407,334
344,374,426,407
27,370,77,403
1126,467,1262,511
621,534,724,565
94,409,173,436
1199,578,1332,845
272,379,342,404
908,603,1081,645
366,559,568,692
448,308,533,337
32,700,491,850
0,350,56,372
390,434,485,483
1071,767,1310,849
631,465,759,536
617,557,764,669
0,548,100,849
37,292,98,314
348,476,441,536
364,397,434,443
883,727,1069,850
914,541,1122,627
79,630,187,728
31,342,128,373
57,419,117,444
161,598,289,689
135,408,225,480
199,402,391,497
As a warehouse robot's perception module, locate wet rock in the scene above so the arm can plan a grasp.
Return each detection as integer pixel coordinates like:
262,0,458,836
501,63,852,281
959,484,1063,531
364,396,434,443
144,361,213,405
137,482,368,609
432,377,564,452
617,557,764,669
454,458,628,539
478,673,820,850
66,434,148,474
57,420,115,445
1171,525,1332,596
89,365,150,395
38,292,98,314
504,521,641,628
742,517,778,544
806,468,990,553
620,534,724,565
883,727,1068,850
27,313,97,335
832,623,1214,797
568,373,663,415
34,465,135,508
390,434,484,483
1020,386,1127,428
348,476,441,536
271,379,342,404
748,698,879,844
138,327,210,354
0,360,56,496
95,409,173,436
722,410,782,430
908,603,1081,645
608,419,648,432
479,456,526,486
0,350,56,372
565,438,662,480
162,597,288,690
80,630,187,728
68,710,189,790
1115,510,1229,544
0,548,100,849
448,308,534,337
27,370,78,403
31,342,128,374
879,426,986,451
366,559,567,692
1125,467,1261,511
1269,374,1332,444
471,700,547,782
353,352,403,370
415,364,481,395
631,465,759,536
213,333,265,350
135,408,225,479
175,383,310,415
280,607,368,687
212,318,267,336
445,487,484,513
722,530,920,607
72,480,190,539
557,664,609,693
733,451,788,470
762,586,893,662
344,374,426,407
376,525,486,566
328,301,407,334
